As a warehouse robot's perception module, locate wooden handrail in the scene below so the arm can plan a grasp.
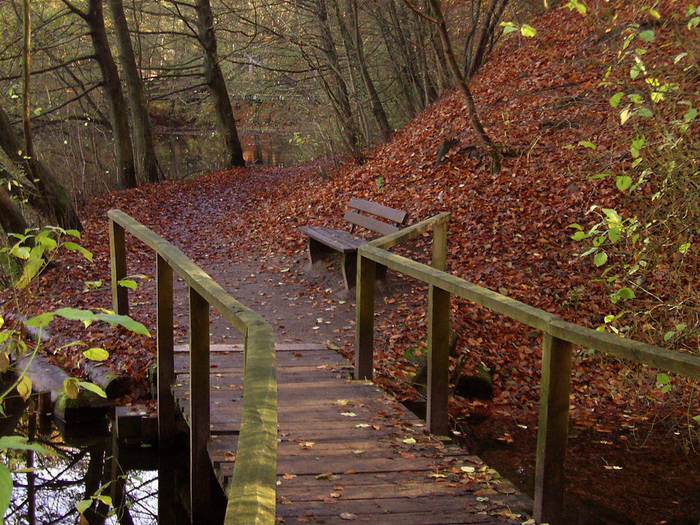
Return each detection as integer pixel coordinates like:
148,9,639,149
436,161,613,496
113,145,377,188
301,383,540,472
355,213,700,524
108,210,277,525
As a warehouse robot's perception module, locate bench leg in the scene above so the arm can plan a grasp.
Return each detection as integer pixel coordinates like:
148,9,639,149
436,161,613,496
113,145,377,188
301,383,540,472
342,253,357,289
376,264,387,281
308,238,336,266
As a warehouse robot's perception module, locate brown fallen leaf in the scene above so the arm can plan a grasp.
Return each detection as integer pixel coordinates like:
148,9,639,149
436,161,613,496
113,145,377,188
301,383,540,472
339,513,357,520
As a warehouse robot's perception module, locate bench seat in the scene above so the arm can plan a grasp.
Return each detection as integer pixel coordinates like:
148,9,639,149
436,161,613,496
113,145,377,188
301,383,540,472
298,226,366,253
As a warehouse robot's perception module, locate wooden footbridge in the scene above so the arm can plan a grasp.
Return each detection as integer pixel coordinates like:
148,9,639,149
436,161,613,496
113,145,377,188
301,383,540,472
108,210,700,525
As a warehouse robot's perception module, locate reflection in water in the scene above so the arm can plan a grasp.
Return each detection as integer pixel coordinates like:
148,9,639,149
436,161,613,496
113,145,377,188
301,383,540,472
1,405,191,525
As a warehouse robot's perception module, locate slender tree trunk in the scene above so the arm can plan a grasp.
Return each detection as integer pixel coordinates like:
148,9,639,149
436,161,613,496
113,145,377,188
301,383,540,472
0,187,28,235
427,0,501,171
346,0,392,141
108,0,162,183
194,0,245,168
0,103,82,230
465,0,508,79
315,0,364,162
389,1,425,108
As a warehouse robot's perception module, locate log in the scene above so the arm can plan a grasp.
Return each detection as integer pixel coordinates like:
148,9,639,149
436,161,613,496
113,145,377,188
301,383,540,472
82,360,132,399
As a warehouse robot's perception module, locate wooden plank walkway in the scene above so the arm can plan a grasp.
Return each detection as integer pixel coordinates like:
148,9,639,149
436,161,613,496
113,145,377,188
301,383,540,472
173,343,531,524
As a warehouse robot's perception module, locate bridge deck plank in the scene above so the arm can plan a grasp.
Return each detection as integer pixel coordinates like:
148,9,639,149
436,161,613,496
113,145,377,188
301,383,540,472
172,344,530,524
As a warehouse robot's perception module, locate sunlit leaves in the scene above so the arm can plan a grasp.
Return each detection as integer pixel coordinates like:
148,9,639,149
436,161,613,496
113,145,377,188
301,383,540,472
83,347,109,361
64,377,80,399
562,0,587,15
16,376,32,401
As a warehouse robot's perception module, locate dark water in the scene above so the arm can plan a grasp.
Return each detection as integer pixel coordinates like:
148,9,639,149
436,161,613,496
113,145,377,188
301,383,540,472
1,404,190,525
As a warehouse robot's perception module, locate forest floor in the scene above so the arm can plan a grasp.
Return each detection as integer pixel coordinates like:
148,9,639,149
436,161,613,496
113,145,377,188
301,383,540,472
1,1,698,524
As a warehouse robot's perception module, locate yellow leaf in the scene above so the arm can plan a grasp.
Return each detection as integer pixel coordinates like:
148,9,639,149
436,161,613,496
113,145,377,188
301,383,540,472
17,376,32,401
0,352,9,373
64,377,80,399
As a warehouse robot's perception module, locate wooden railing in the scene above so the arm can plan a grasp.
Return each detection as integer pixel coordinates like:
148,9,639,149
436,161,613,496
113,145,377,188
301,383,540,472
355,213,700,525
108,210,277,525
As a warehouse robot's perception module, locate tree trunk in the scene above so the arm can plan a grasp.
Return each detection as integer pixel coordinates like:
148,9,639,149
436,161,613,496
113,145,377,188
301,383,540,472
0,187,28,235
465,0,509,79
314,0,364,162
346,0,393,141
108,0,162,183
427,0,501,172
194,0,245,168
84,0,137,189
0,103,82,230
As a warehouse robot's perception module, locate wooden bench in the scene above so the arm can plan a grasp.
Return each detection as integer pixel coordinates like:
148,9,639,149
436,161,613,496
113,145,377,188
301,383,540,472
299,198,408,289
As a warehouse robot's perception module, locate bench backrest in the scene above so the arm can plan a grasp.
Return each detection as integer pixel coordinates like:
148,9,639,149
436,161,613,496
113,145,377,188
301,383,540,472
344,198,408,236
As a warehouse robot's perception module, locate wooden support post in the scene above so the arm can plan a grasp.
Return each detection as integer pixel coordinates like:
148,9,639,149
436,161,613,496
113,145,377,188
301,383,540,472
355,254,376,380
189,287,211,524
432,220,448,272
426,219,450,435
109,220,128,315
534,334,573,524
427,286,450,435
156,255,175,449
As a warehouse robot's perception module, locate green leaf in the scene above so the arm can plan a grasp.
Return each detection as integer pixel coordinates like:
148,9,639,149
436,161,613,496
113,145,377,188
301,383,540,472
16,245,45,289
693,415,700,426
610,287,635,304
500,21,519,35
54,307,97,327
663,330,675,342
76,499,92,515
571,231,589,241
636,107,653,118
609,92,625,107
616,176,633,191
36,235,57,251
93,313,151,337
63,242,93,261
64,378,79,399
563,0,587,15
520,24,537,37
0,464,11,519
630,135,645,158
96,495,112,506
568,223,583,231
591,172,611,179
594,252,608,267
602,208,622,225
10,245,30,260
684,107,697,122
638,29,655,42
679,242,690,254
674,52,688,64
0,436,53,455
118,279,138,290
578,140,596,150
402,438,417,444
656,372,669,386
327,343,340,350
24,312,54,328
83,348,109,361
84,280,103,290
78,381,107,399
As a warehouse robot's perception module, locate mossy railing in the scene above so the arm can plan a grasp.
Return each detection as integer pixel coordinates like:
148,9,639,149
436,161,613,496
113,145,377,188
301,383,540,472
108,210,277,525
355,212,700,524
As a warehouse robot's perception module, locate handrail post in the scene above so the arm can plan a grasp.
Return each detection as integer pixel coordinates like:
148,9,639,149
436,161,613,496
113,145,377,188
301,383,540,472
109,219,128,315
189,287,211,524
355,253,376,380
427,220,450,435
156,255,175,449
534,333,573,524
